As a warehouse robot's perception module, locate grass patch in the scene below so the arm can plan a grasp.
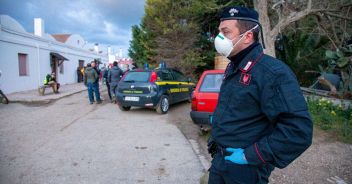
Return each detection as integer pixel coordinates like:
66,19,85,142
307,98,352,144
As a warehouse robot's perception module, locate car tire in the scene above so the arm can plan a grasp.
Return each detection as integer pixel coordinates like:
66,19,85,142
119,105,131,111
156,95,169,114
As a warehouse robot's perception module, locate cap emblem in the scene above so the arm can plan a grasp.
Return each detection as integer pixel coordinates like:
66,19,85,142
229,8,239,16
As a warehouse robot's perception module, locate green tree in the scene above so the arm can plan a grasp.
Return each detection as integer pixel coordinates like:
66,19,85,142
143,0,200,75
128,23,157,68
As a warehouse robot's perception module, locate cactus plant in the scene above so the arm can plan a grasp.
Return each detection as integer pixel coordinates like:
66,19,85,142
325,45,352,98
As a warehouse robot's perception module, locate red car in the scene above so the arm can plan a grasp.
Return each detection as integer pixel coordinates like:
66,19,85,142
190,70,225,125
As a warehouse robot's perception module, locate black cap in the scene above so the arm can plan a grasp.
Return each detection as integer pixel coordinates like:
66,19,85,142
220,6,259,23
220,6,265,48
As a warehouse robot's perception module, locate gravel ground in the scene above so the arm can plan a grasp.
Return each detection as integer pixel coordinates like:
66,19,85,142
0,91,204,184
168,102,352,184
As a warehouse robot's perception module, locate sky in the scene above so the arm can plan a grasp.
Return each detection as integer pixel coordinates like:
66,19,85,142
0,0,145,57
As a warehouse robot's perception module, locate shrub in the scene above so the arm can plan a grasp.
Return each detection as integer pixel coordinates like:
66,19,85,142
307,97,352,143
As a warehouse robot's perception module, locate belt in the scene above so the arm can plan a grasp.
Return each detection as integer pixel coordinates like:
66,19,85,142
216,145,231,156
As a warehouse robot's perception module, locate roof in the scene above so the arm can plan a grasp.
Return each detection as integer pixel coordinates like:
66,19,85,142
50,52,68,60
51,34,72,43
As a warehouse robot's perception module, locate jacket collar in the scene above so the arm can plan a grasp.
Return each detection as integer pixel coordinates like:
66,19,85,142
228,43,263,74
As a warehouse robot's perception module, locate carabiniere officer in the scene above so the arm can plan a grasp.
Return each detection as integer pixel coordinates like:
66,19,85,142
208,6,313,184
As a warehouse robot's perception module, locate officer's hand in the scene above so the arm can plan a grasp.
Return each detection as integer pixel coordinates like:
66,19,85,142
209,115,213,124
224,148,248,165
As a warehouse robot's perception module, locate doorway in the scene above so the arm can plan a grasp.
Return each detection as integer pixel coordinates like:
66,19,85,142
78,60,85,82
50,56,58,80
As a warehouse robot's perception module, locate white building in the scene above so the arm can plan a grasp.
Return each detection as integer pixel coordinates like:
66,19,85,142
0,15,112,94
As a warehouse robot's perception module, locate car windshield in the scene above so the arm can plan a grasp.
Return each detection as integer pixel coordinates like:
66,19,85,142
123,72,150,82
199,73,224,92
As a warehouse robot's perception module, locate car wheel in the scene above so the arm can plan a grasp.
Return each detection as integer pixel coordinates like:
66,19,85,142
156,95,169,114
119,105,131,111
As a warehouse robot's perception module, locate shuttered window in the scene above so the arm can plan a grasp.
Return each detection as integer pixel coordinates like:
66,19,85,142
18,53,28,76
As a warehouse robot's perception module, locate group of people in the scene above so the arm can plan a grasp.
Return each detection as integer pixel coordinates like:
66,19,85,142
84,61,127,104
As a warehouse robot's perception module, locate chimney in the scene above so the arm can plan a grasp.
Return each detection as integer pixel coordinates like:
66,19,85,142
34,18,44,37
94,43,99,53
108,46,111,55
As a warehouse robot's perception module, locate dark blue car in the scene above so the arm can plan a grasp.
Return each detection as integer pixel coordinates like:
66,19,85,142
116,68,194,114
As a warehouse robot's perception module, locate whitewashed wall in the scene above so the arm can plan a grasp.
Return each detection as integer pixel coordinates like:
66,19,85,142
0,15,108,94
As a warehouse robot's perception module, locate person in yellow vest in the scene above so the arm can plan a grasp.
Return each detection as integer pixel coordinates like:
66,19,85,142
43,72,60,93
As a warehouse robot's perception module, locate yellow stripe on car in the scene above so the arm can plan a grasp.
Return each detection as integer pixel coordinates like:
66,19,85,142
155,81,195,86
169,88,190,93
123,90,143,94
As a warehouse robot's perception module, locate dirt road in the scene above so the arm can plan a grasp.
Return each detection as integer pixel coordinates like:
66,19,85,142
0,91,204,184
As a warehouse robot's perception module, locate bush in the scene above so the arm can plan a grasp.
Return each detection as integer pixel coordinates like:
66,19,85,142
307,97,352,143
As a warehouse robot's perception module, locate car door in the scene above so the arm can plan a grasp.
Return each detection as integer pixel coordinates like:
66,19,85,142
158,69,178,104
171,69,189,102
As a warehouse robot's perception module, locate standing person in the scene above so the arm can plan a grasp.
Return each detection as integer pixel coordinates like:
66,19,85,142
108,61,123,103
207,6,313,184
77,67,83,83
91,61,102,102
80,66,85,81
103,64,112,102
84,63,101,104
123,63,130,76
131,63,137,70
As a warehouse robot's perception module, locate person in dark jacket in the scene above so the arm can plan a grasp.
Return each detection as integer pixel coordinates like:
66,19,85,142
207,6,313,184
91,61,102,100
103,65,112,102
84,63,101,104
108,61,123,103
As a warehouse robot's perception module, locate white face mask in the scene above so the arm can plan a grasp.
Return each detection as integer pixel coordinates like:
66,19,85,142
214,25,259,57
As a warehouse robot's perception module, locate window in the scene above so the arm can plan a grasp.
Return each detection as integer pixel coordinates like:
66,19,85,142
123,71,150,82
18,53,28,76
159,70,173,81
199,74,224,92
171,70,186,81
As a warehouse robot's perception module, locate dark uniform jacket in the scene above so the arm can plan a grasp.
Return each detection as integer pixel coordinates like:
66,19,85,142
212,43,313,169
108,66,123,85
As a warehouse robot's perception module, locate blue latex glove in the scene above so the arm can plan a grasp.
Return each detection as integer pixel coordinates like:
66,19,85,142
224,148,248,164
209,115,213,124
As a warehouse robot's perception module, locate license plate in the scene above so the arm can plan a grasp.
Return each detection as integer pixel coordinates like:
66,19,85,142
125,96,139,101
